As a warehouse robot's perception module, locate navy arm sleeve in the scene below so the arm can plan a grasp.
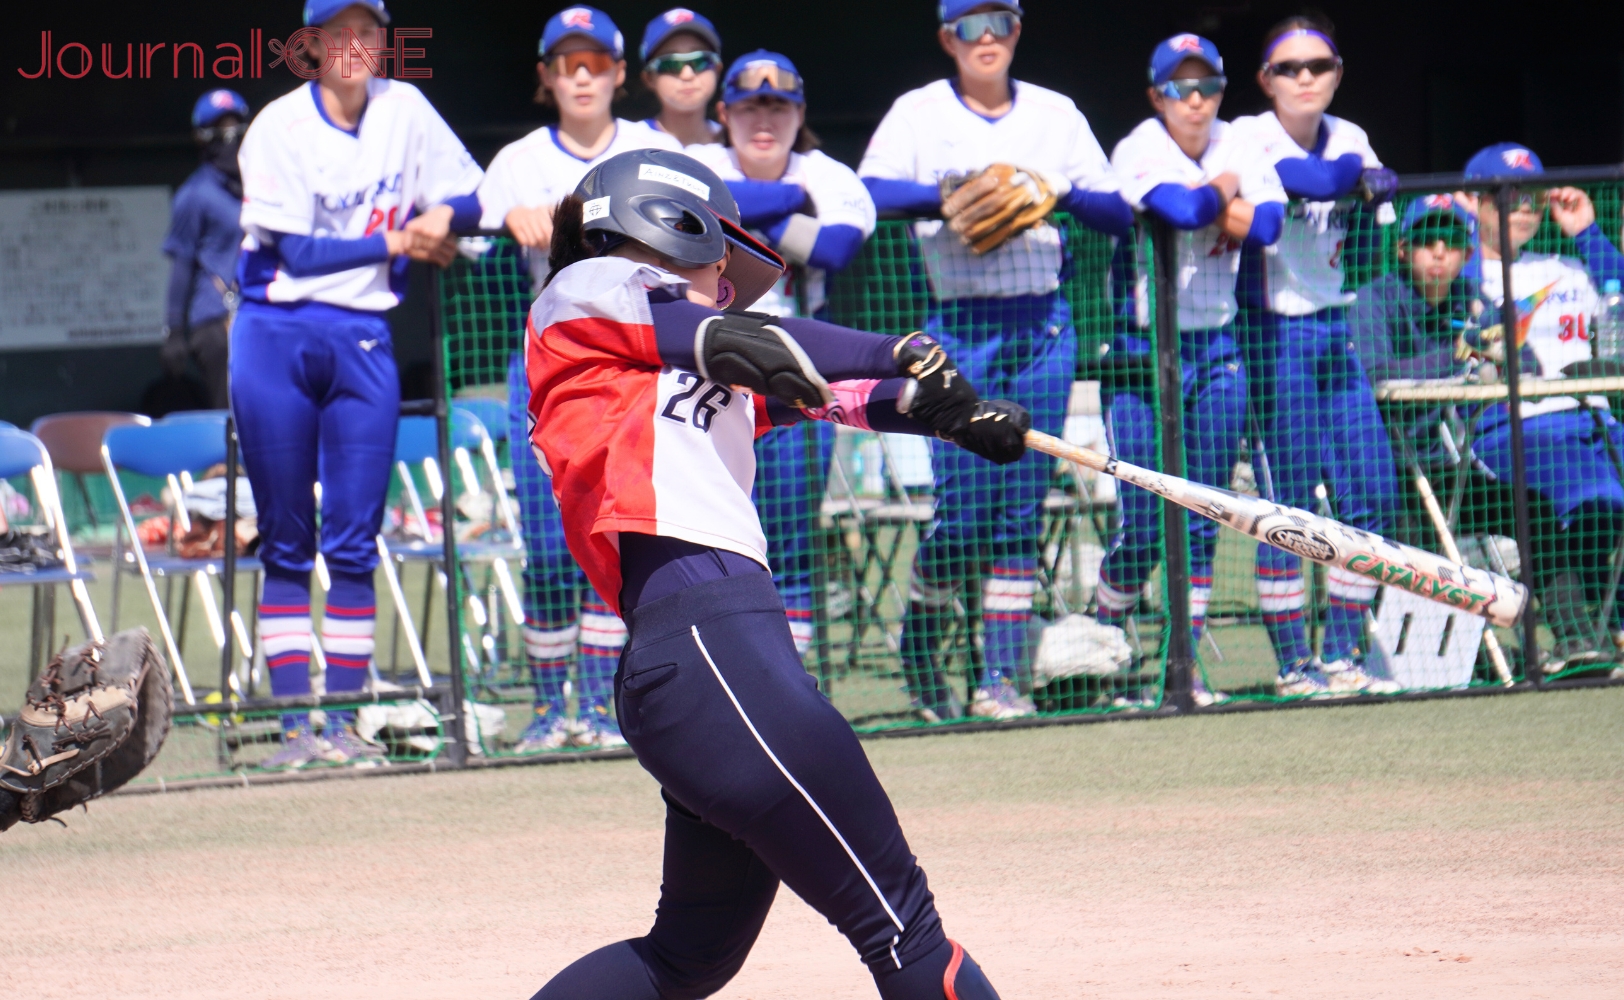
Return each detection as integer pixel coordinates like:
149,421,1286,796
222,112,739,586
648,294,901,382
862,177,941,216
1059,188,1134,238
1273,152,1365,201
274,231,391,278
1140,183,1222,230
1245,201,1285,248
727,179,807,229
1574,223,1624,291
443,193,482,233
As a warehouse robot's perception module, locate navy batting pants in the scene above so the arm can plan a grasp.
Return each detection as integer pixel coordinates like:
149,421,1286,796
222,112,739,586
533,572,997,1000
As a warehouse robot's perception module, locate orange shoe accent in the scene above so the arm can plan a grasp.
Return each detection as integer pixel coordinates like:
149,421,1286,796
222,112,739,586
943,939,966,1000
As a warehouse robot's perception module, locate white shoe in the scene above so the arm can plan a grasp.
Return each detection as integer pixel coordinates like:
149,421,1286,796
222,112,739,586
1322,660,1401,695
967,683,1037,720
1192,674,1229,707
515,714,575,753
1276,661,1329,697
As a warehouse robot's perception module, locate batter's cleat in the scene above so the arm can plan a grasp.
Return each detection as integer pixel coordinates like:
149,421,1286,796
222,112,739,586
967,683,1037,720
325,725,387,766
1322,659,1401,695
1192,673,1229,707
943,939,1001,1000
1276,660,1329,697
258,730,336,770
515,713,575,753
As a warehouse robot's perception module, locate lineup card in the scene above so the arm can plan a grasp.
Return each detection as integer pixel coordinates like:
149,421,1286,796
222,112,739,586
0,186,170,351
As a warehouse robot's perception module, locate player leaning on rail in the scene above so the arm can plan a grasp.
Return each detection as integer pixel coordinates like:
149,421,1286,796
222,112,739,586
521,147,1022,998
858,0,1133,722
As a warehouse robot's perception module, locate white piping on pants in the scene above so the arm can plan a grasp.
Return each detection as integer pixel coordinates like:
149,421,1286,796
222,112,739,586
690,626,909,954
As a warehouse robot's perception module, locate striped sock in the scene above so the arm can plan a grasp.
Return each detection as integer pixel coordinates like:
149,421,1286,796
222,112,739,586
1095,573,1139,629
522,619,575,716
1190,573,1213,644
1256,548,1314,669
259,571,312,732
322,571,376,728
779,582,815,658
981,562,1037,689
578,597,627,711
1321,566,1380,662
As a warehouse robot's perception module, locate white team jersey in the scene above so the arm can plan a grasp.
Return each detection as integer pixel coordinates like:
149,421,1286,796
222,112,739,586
1112,117,1286,331
1230,112,1389,316
684,145,877,317
858,79,1120,300
1480,252,1602,418
238,79,482,312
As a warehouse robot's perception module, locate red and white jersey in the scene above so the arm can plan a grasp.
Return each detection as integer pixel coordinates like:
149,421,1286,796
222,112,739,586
1111,117,1286,331
237,79,482,312
1230,112,1389,316
1480,252,1602,418
526,256,770,610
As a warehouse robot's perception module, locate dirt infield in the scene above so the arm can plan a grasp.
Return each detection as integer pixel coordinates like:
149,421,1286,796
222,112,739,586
4,688,1621,999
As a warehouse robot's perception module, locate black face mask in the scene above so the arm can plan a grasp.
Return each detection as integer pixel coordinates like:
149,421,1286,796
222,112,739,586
204,137,240,177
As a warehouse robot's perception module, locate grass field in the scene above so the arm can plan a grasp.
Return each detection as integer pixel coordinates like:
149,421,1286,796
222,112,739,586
4,686,1621,998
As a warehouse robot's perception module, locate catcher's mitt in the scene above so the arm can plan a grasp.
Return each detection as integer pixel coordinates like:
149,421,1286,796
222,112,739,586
939,164,1057,255
0,629,172,831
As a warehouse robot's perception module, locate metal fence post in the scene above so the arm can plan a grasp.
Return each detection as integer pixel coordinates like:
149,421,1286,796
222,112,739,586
221,413,237,699
1494,184,1540,686
429,262,471,764
1149,217,1196,711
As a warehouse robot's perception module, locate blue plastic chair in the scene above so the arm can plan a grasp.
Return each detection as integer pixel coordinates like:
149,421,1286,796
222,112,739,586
0,427,101,674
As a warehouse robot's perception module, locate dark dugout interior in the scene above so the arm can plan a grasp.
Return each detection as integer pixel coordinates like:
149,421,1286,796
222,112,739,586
2,0,1620,423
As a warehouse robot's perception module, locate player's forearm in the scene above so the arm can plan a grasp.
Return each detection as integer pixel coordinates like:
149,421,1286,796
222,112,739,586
1244,202,1285,247
1273,153,1365,201
165,257,194,332
767,216,866,271
1141,183,1222,230
861,177,941,216
768,378,926,433
1059,188,1133,237
647,297,901,382
273,231,390,277
727,180,808,229
1573,223,1624,291
441,193,483,234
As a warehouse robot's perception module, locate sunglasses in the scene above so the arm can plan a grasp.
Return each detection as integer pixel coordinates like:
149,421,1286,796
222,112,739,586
947,12,1019,43
547,49,616,77
648,50,721,76
1264,57,1342,78
1503,189,1549,213
1155,76,1226,100
194,123,246,143
731,61,802,95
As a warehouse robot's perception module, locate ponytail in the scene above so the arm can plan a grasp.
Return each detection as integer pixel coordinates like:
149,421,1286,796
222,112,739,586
545,194,596,286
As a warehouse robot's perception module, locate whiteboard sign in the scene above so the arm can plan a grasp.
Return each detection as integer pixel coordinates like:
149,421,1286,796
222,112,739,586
0,186,171,351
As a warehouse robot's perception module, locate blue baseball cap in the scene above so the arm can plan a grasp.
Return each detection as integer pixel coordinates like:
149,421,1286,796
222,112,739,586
1465,143,1544,180
1148,33,1223,84
1401,193,1475,244
640,9,722,62
722,50,804,105
938,1,1022,22
540,6,625,60
303,0,390,27
192,89,249,128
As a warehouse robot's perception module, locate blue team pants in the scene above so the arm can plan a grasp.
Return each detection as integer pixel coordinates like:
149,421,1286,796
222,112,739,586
1098,328,1246,641
899,293,1074,706
230,301,397,578
752,420,835,657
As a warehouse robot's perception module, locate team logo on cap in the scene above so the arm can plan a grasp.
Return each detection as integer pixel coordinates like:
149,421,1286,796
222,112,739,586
562,7,594,28
1422,194,1455,209
210,91,236,108
1170,34,1203,52
1502,148,1534,169
665,8,695,24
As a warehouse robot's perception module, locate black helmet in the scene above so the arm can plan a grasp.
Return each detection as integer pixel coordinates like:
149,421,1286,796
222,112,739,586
574,148,786,309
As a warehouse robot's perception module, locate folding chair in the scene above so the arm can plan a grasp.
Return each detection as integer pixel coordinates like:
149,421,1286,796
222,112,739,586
0,427,102,677
102,415,259,704
30,411,150,533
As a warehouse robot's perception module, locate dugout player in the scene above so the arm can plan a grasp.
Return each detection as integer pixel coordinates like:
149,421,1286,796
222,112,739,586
1099,35,1285,705
526,145,1013,1000
478,5,682,751
1231,14,1401,695
859,0,1132,721
639,8,724,146
160,89,249,409
1454,144,1624,670
234,0,483,768
688,51,877,660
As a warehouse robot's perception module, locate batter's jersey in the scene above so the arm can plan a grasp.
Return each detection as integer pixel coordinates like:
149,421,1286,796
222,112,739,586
684,145,877,317
1479,252,1602,418
858,79,1120,300
237,79,482,312
1230,112,1388,316
1112,117,1286,331
527,256,769,610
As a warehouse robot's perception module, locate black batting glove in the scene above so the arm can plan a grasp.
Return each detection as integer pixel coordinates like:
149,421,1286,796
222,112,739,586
952,399,1030,465
698,310,833,410
895,332,979,439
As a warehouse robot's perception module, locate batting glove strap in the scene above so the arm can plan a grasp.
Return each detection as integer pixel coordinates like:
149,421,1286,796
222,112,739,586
950,399,1031,465
695,310,835,410
894,332,979,438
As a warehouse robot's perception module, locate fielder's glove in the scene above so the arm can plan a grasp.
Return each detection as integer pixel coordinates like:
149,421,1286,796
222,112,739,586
894,333,978,440
939,164,1058,255
951,399,1031,465
696,310,835,410
0,629,172,831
